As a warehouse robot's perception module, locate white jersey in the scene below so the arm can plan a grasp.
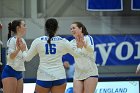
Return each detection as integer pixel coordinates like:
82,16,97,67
7,36,28,71
71,35,98,80
22,36,83,81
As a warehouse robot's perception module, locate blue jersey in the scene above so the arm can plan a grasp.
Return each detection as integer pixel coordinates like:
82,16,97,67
62,53,75,65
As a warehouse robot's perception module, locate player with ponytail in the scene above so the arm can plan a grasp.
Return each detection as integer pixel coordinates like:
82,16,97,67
1,19,28,93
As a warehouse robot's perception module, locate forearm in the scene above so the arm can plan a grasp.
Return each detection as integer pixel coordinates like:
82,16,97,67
9,49,20,59
22,48,37,62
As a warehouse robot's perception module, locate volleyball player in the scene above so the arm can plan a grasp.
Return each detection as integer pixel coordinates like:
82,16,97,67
1,20,28,93
70,22,98,93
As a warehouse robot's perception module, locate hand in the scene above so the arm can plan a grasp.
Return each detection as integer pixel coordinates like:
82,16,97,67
16,38,21,51
75,32,86,48
18,38,26,52
63,61,70,69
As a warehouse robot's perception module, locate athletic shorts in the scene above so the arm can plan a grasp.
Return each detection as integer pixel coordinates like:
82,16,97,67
36,79,66,88
1,65,22,80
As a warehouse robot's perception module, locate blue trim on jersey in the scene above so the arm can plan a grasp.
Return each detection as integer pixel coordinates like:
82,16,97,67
52,36,62,41
40,36,48,40
88,35,94,45
36,79,66,88
41,37,44,40
1,65,22,80
40,36,62,41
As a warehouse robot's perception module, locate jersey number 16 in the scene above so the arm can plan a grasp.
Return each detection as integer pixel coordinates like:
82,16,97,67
45,44,56,54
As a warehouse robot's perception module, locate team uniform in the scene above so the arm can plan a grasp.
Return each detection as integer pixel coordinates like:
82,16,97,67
70,35,98,80
1,36,28,80
22,36,83,88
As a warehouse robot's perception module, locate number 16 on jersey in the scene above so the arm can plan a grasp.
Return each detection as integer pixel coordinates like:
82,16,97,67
45,44,56,54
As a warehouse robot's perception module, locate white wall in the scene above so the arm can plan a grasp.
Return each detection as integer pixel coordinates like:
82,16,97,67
0,0,24,17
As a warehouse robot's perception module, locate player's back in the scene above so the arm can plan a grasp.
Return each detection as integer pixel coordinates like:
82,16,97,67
35,36,68,68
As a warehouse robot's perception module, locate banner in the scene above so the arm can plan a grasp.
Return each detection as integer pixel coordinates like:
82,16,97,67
65,81,139,93
23,81,140,93
131,0,140,11
62,35,140,66
87,0,123,11
94,35,140,66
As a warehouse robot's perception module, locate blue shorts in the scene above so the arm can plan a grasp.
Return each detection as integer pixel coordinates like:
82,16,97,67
1,65,22,80
36,79,66,88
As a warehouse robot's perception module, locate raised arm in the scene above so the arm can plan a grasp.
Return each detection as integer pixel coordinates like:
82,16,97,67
20,39,38,62
7,38,20,60
62,38,87,58
80,35,94,53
